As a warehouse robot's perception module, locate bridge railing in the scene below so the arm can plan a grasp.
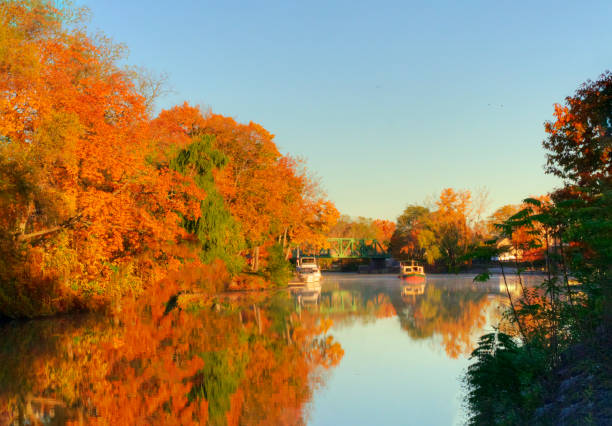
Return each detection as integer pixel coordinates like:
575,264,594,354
293,238,390,259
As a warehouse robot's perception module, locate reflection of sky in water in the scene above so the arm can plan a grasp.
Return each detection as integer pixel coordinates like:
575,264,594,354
306,273,534,426
309,317,467,426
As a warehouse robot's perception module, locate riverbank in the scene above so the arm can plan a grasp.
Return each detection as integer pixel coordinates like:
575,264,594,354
534,331,612,425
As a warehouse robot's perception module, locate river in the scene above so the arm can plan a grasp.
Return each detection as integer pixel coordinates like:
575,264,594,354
0,273,536,425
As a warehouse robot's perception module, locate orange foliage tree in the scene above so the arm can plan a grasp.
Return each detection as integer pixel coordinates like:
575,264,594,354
392,188,488,270
328,216,394,248
1,2,339,317
487,196,551,263
0,1,207,317
195,112,338,269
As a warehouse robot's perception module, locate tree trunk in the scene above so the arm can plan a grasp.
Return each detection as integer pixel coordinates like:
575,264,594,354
253,305,262,334
17,226,62,241
253,246,260,272
18,200,35,235
285,321,292,344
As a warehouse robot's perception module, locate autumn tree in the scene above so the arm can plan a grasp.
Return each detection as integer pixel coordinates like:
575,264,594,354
391,205,439,264
199,113,338,270
0,1,340,316
0,1,203,316
392,189,488,270
543,71,611,189
328,216,393,246
371,219,396,249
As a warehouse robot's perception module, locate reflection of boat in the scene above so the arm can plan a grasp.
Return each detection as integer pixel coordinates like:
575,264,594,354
401,283,425,297
496,276,519,296
297,257,322,283
399,260,425,279
292,282,322,306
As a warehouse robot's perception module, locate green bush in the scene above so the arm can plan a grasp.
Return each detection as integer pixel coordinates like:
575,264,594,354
265,244,292,286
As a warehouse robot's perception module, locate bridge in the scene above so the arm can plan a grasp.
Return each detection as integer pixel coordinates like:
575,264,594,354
294,238,390,259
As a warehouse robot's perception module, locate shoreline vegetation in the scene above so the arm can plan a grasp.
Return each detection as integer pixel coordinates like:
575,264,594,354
0,1,341,319
463,73,611,424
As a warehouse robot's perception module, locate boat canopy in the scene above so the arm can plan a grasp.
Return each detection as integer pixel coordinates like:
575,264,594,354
399,260,422,266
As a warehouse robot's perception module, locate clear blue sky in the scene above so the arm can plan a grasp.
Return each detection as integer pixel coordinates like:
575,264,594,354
79,0,612,220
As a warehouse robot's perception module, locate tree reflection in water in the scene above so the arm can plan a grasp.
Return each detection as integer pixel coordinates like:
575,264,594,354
301,276,520,359
397,283,494,358
0,275,522,425
0,284,343,425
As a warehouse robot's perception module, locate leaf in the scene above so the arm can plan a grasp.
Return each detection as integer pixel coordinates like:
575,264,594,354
473,271,491,282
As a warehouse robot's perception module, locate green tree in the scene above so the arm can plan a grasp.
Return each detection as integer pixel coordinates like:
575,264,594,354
170,135,245,274
265,243,292,286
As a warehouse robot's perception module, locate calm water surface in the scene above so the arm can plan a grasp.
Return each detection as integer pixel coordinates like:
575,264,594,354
0,273,533,425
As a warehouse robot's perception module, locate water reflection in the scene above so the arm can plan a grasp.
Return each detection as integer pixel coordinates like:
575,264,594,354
305,274,534,426
397,280,493,358
291,282,322,308
0,287,342,425
401,282,425,298
0,274,533,425
295,275,518,359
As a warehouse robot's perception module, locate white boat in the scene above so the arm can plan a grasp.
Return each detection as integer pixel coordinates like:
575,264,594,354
296,257,322,283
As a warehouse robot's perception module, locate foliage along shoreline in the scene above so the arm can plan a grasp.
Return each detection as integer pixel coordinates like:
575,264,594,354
0,0,573,321
0,1,339,318
463,73,611,425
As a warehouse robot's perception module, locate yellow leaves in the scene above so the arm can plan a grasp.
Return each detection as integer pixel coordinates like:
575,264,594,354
436,187,472,217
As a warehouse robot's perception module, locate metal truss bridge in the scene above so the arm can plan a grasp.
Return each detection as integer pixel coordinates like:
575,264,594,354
295,238,390,260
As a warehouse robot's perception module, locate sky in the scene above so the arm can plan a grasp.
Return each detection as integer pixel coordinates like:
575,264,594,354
78,0,612,220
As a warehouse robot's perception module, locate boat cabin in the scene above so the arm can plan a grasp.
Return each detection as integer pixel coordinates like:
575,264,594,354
400,260,425,276
297,257,318,268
